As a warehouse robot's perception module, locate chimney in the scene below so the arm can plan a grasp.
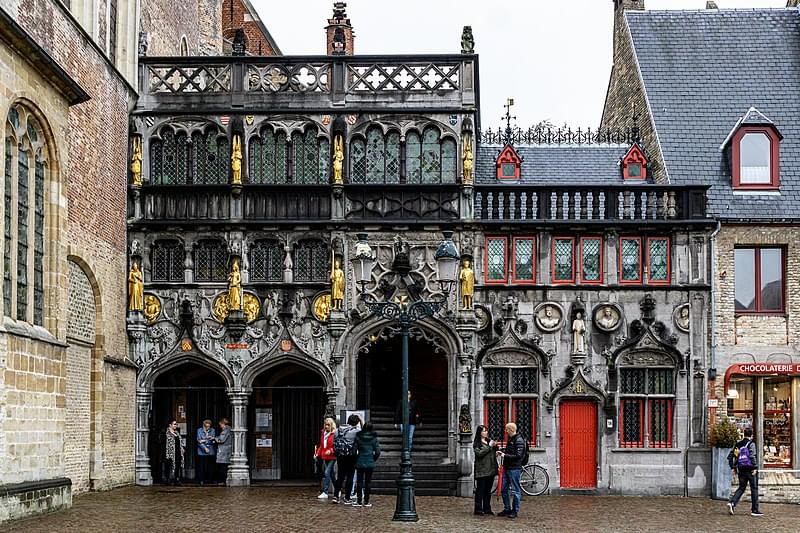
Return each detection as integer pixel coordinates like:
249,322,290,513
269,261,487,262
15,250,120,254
706,1,718,8
613,0,645,59
326,2,355,55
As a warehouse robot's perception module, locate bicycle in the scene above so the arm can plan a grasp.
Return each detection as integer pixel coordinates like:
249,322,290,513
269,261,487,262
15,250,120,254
475,458,550,496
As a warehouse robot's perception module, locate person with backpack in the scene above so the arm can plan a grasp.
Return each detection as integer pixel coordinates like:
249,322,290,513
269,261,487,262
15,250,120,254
314,417,337,499
353,422,381,507
727,427,763,517
331,413,361,504
496,422,527,519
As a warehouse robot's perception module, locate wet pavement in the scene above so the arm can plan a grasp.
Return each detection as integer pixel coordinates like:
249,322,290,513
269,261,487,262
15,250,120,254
6,485,799,532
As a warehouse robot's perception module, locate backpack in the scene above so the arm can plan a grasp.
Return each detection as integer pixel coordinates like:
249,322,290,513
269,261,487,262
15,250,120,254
333,427,356,457
519,435,530,466
728,440,754,469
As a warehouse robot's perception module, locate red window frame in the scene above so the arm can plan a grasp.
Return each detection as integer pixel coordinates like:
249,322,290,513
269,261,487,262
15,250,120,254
619,399,644,448
511,236,536,284
732,126,780,190
622,143,648,181
496,145,521,180
734,246,785,314
484,398,509,443
484,236,508,284
648,399,673,448
579,236,604,284
619,237,642,285
511,398,537,447
551,236,576,284
646,237,671,285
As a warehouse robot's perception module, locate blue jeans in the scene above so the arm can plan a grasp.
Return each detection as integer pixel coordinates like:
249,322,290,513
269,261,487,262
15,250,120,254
400,424,416,452
321,459,336,493
502,468,522,515
730,468,759,513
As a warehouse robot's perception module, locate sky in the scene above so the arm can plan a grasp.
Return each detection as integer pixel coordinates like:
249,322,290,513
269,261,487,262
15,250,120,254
252,0,786,129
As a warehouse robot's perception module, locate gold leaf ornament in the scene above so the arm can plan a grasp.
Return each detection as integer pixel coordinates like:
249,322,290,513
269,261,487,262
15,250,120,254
243,293,261,323
312,293,332,321
143,294,161,324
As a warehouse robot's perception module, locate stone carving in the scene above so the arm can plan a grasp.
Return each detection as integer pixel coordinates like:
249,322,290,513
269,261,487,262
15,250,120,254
128,262,143,312
514,319,528,337
593,304,622,333
572,312,586,354
459,404,472,434
243,293,260,323
619,352,674,367
501,296,518,321
673,304,690,333
461,25,475,54
474,305,491,331
312,292,332,322
534,303,563,332
138,31,149,56
264,291,281,325
143,294,161,324
484,350,536,366
459,259,475,309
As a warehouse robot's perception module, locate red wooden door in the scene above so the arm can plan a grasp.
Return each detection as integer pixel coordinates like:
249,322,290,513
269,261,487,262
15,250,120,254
559,401,598,488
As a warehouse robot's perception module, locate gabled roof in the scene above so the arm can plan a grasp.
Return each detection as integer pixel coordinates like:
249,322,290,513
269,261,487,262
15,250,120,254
625,8,800,219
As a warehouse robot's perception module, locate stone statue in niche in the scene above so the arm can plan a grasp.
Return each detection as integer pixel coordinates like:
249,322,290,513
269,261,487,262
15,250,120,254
593,304,622,333
572,312,586,354
673,304,690,333
534,303,562,332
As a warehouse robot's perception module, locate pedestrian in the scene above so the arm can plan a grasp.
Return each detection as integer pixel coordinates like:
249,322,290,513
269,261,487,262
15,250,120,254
353,422,381,508
315,417,337,499
727,427,763,517
394,390,421,452
161,420,184,485
215,418,232,485
473,424,499,516
497,422,526,519
196,419,217,485
331,414,361,504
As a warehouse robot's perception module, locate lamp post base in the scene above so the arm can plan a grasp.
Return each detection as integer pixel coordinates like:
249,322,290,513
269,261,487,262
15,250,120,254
392,465,418,522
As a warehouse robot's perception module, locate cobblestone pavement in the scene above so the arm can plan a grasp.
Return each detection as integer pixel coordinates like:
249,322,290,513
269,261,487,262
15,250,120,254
7,485,799,533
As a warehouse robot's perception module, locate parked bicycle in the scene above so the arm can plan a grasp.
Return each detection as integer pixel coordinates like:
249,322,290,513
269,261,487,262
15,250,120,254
475,456,550,496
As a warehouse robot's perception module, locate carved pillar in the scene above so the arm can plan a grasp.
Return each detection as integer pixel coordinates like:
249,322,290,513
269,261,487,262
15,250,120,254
135,389,153,485
455,308,477,496
127,311,147,366
184,247,194,283
228,388,251,486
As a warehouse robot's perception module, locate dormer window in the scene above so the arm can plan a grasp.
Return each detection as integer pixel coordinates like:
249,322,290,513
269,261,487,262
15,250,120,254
739,132,772,185
621,142,648,181
496,145,521,180
723,108,782,190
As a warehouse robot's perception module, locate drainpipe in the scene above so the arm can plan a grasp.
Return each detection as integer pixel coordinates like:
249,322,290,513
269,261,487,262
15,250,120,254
709,221,721,379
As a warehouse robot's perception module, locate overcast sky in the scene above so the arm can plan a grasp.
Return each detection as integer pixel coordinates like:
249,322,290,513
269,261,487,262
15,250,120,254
253,0,786,128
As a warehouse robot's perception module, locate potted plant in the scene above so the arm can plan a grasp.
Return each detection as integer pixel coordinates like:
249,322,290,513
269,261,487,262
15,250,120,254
710,419,740,500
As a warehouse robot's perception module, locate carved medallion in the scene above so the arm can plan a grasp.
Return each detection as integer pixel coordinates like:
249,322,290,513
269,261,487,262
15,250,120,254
143,294,161,324
533,302,563,332
212,293,230,322
593,304,622,333
312,292,332,322
673,304,690,333
243,293,261,323
475,305,491,331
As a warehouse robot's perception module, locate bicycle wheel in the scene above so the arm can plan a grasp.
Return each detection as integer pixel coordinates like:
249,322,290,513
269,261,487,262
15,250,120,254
520,464,549,496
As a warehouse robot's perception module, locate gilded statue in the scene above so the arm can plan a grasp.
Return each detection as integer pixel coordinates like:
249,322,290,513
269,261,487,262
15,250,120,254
213,294,229,322
313,293,332,321
127,262,143,312
131,136,142,186
228,259,242,311
459,259,475,309
572,312,586,354
462,134,473,185
231,134,242,185
143,294,161,323
330,252,345,310
333,135,344,184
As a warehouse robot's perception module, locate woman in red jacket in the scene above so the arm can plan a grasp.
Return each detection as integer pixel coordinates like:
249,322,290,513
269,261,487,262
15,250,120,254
315,417,337,499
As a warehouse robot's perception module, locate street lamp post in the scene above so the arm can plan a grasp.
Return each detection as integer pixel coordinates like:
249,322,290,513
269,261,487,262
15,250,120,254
351,231,460,522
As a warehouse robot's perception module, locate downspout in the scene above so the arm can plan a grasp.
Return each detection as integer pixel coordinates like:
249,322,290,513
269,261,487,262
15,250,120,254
709,220,722,379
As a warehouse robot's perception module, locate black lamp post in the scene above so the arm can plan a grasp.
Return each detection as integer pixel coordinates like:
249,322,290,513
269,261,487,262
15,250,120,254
351,231,459,522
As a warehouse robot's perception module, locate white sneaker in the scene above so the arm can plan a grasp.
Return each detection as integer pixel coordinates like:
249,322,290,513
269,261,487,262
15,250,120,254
317,492,329,499
364,503,373,508
727,502,734,515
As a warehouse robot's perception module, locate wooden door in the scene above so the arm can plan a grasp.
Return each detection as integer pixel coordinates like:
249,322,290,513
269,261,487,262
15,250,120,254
274,388,324,479
559,400,597,488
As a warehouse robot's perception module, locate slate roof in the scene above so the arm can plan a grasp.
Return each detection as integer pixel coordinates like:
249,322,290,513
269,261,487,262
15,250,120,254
475,144,627,185
625,8,800,220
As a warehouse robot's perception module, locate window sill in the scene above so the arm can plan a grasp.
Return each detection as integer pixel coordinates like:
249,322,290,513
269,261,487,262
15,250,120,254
611,448,681,453
732,189,780,196
734,312,786,318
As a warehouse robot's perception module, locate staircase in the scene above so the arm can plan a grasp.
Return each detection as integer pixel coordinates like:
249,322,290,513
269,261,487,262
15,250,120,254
368,406,459,496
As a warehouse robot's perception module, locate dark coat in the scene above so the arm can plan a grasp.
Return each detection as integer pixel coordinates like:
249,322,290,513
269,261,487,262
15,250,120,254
473,441,499,479
355,430,381,469
502,433,527,470
394,399,421,425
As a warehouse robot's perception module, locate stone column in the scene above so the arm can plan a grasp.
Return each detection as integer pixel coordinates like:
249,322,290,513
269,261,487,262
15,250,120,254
228,388,251,486
455,308,477,496
135,389,153,486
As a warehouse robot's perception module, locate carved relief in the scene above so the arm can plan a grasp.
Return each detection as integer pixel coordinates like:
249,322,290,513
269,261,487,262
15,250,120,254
593,304,622,333
143,294,161,324
534,302,563,332
474,305,491,331
618,351,674,367
673,304,690,333
243,293,260,323
484,351,536,366
313,292,332,322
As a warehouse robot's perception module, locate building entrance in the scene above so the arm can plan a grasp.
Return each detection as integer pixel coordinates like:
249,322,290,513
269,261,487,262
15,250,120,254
559,400,598,489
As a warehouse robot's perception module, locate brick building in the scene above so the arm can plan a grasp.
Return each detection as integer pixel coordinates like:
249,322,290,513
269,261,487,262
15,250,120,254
602,0,800,502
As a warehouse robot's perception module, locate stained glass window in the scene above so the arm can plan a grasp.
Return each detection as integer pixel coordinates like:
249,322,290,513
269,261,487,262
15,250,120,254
295,240,327,282
485,398,508,444
4,138,12,314
249,128,288,184
619,367,675,448
486,238,507,282
151,128,189,185
193,130,229,184
16,146,28,321
386,132,400,183
441,138,456,183
649,399,672,448
151,240,185,282
293,130,325,184
648,238,669,283
484,366,538,446
249,240,283,281
512,368,538,394
581,238,602,283
513,237,534,282
33,159,44,326
621,399,643,446
365,128,385,184
421,128,441,183
553,238,574,282
349,138,366,184
194,240,228,282
406,132,421,183
620,238,641,282
318,138,330,183
513,398,536,446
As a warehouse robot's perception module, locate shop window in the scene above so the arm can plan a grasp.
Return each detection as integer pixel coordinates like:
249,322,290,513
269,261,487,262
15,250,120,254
249,240,284,282
552,237,575,284
294,240,328,282
580,237,603,284
151,240,185,282
485,236,507,284
619,367,675,448
194,240,228,282
763,376,792,468
647,237,670,284
620,237,642,284
484,366,537,446
735,247,784,313
512,236,535,283
726,376,754,433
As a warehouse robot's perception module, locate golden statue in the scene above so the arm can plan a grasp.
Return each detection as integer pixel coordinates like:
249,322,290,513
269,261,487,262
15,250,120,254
213,294,229,322
143,294,161,323
459,259,475,309
228,259,242,311
231,134,243,185
462,134,473,185
243,293,261,322
131,136,142,186
313,293,332,321
127,262,144,312
333,135,344,184
330,251,345,310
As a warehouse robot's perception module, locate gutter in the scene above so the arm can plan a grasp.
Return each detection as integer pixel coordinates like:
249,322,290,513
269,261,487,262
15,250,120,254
708,220,721,379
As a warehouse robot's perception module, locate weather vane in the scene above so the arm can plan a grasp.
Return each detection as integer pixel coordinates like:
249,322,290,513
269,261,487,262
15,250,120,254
503,97,516,145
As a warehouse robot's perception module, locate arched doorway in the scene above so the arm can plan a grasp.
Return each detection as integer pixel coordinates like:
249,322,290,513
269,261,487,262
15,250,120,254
149,363,230,483
249,363,325,481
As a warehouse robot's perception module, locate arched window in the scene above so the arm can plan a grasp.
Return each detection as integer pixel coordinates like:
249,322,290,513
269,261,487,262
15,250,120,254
193,240,228,282
249,240,283,281
294,240,327,282
150,127,189,185
483,365,538,447
406,127,455,184
192,129,229,184
618,353,676,448
292,129,329,184
249,127,288,184
350,137,366,183
3,104,47,325
150,126,228,185
350,129,400,184
151,239,185,282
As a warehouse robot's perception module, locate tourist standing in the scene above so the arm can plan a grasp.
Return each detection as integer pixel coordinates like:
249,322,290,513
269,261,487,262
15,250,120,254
497,423,526,519
394,390,421,452
473,425,498,515
727,427,763,517
196,419,217,485
353,422,381,507
161,420,184,485
331,414,361,504
215,418,232,485
315,417,337,499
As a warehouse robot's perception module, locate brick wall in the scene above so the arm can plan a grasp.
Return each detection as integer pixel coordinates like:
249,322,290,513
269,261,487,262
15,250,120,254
64,344,91,492
221,0,278,56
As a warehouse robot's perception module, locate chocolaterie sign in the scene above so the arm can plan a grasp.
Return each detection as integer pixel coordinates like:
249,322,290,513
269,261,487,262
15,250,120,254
733,363,800,375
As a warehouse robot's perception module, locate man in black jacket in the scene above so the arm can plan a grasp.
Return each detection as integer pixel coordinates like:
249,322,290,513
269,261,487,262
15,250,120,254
727,427,762,517
497,422,526,519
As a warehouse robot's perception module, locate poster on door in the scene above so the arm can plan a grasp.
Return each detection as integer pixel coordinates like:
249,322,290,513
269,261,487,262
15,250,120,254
256,408,272,431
